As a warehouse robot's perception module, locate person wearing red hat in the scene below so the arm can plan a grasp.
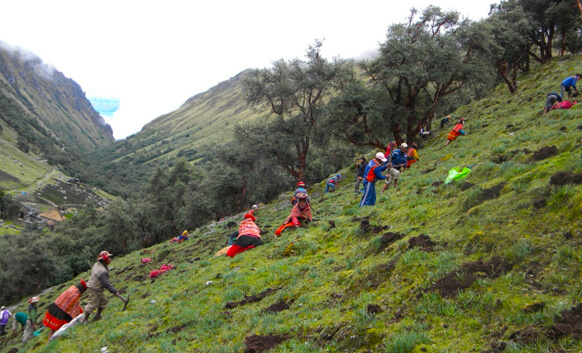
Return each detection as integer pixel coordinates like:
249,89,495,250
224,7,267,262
291,182,310,206
227,211,262,257
43,280,87,340
83,251,127,323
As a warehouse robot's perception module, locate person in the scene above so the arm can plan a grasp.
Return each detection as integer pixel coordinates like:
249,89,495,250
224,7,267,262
43,280,87,341
83,251,128,323
560,74,582,98
440,115,451,129
12,312,27,337
544,91,562,114
276,191,312,235
359,152,388,207
406,143,420,168
385,141,397,160
179,230,189,242
0,306,11,336
445,118,467,146
291,182,310,206
382,143,408,192
22,297,39,343
227,211,262,257
354,157,366,194
550,98,578,111
325,174,341,193
419,126,432,140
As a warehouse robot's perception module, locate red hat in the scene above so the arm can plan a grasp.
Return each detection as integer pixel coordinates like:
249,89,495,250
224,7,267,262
244,210,256,222
80,279,87,289
297,182,305,187
97,251,113,260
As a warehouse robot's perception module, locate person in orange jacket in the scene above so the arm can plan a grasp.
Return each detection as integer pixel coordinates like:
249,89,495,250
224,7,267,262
445,118,467,146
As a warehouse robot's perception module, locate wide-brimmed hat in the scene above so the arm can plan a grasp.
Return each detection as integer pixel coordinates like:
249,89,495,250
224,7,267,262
29,297,39,304
97,251,113,260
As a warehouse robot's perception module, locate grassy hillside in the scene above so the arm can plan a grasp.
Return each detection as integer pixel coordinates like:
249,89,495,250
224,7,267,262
5,55,582,353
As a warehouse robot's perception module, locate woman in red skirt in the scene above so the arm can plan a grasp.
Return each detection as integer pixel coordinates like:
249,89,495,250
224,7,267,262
43,280,87,340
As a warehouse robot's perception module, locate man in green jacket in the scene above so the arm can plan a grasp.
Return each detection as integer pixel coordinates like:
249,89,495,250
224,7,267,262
22,297,38,342
83,251,128,323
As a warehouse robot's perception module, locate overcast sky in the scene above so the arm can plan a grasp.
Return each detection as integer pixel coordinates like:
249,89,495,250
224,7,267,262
1,0,495,139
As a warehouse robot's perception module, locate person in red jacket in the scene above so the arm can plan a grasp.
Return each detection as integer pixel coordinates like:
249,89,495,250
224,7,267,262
445,118,467,146
43,280,87,340
227,211,262,257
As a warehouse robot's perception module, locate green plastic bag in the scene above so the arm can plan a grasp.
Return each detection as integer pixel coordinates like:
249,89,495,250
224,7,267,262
444,167,471,184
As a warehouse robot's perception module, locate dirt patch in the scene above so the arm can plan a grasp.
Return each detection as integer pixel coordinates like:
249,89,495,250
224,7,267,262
432,181,444,188
408,234,436,251
263,300,292,314
377,232,405,250
531,145,558,161
225,288,278,309
6,348,18,353
490,154,508,164
328,220,336,229
428,256,512,298
532,198,547,209
482,183,506,201
348,261,396,295
523,302,545,313
421,168,436,174
244,334,288,353
509,327,539,345
548,303,582,340
148,321,194,339
460,182,475,191
360,218,388,235
549,171,582,186
367,304,382,315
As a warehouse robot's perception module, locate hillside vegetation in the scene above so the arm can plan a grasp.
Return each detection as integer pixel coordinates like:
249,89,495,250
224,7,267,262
4,54,582,353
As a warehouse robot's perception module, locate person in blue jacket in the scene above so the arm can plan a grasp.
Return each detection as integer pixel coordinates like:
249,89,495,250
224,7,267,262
359,152,388,207
560,74,582,98
325,174,341,193
382,143,409,191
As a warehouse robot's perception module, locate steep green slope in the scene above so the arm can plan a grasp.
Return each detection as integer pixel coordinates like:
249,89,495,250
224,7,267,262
8,56,582,353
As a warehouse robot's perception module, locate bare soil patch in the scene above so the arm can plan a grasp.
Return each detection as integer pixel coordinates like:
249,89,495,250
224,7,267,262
244,334,289,353
531,145,558,161
262,300,292,314
225,288,278,309
360,218,389,235
377,232,405,250
367,304,382,315
408,234,436,251
548,303,582,340
428,256,512,297
549,171,582,186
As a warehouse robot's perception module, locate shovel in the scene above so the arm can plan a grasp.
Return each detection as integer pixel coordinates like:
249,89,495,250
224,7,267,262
122,293,131,312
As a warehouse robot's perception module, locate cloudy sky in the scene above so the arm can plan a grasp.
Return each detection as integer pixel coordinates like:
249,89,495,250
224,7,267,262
1,0,495,139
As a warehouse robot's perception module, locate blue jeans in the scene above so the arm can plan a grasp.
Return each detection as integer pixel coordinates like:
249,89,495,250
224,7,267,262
325,182,335,193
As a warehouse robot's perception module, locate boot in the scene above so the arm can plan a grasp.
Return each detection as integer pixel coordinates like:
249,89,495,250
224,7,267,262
83,313,91,324
93,308,104,322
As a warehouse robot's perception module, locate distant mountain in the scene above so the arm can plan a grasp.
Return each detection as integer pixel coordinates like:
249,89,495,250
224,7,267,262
0,42,115,207
94,69,260,190
0,43,115,153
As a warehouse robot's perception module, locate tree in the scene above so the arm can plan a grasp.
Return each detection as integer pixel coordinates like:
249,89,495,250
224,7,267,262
481,2,531,93
517,0,578,63
244,41,348,182
361,6,488,145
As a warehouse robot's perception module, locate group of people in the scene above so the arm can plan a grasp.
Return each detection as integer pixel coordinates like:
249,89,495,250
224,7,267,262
543,74,581,114
1,250,128,344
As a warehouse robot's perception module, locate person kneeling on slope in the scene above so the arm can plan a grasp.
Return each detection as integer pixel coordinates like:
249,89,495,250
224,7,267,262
445,118,467,146
227,211,262,257
43,280,87,341
275,191,312,236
